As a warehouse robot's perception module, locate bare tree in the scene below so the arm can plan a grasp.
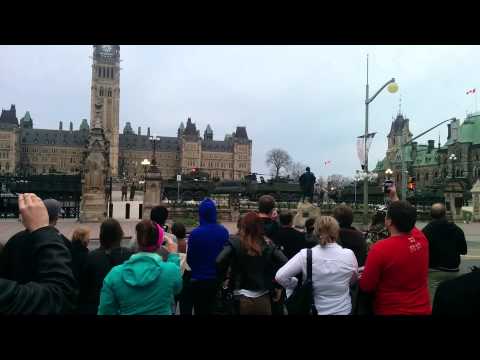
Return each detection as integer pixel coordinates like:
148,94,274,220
266,148,292,179
327,174,351,190
287,161,306,181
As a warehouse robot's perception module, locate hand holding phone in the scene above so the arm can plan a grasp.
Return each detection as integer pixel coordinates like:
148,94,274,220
383,180,394,194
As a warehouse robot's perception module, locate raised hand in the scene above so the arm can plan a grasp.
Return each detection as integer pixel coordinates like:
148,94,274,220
18,193,49,232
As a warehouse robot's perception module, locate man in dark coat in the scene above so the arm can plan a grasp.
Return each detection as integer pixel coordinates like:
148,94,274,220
0,198,72,284
299,167,316,203
121,182,128,201
333,204,367,266
433,267,480,316
0,193,76,314
422,203,467,272
129,182,136,201
272,212,308,260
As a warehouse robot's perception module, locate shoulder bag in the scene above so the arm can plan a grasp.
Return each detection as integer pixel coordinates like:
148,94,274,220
285,248,317,315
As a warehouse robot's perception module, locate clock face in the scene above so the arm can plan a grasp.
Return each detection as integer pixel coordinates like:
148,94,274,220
98,45,115,55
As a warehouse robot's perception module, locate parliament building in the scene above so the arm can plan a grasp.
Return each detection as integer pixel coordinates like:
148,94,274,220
375,111,480,191
0,45,252,182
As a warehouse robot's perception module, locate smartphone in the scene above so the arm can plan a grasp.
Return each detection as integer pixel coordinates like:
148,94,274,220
383,180,394,194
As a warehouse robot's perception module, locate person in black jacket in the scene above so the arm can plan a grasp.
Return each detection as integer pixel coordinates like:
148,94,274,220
432,267,480,316
77,219,133,314
422,203,467,272
216,212,287,315
0,198,73,286
256,195,284,314
332,204,367,267
299,167,316,203
272,212,308,260
0,193,76,314
70,227,90,281
257,195,279,241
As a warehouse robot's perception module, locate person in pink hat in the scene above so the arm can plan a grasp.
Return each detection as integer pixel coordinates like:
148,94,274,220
98,219,182,315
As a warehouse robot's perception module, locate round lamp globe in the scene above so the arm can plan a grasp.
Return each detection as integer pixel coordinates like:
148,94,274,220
387,82,399,94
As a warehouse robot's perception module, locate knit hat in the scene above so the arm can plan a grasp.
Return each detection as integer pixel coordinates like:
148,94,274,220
43,199,63,222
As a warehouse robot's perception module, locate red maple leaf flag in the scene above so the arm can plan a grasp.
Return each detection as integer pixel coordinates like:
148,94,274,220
466,88,476,95
324,160,332,166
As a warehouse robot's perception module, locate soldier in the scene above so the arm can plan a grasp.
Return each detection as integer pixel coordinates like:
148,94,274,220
129,182,136,201
299,167,316,203
121,182,128,201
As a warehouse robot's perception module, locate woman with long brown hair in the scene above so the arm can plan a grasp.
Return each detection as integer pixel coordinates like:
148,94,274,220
216,212,287,315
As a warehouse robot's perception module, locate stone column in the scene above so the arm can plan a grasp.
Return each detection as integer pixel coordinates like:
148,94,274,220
471,179,480,221
142,164,163,220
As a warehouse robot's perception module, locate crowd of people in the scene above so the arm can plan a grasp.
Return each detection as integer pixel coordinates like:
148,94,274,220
0,184,477,315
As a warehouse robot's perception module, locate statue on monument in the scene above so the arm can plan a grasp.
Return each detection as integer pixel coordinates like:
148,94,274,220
299,166,316,203
84,152,105,192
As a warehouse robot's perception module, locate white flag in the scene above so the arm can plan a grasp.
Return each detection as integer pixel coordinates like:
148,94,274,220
357,133,376,167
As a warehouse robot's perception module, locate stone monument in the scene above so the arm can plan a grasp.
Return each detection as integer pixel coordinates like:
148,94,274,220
443,179,466,221
471,179,480,221
142,160,163,220
293,200,321,229
79,103,110,223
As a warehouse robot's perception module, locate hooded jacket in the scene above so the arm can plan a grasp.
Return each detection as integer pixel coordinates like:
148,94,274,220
187,198,229,281
97,252,182,315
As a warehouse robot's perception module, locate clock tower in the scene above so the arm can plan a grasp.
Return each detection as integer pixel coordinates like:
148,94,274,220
90,45,120,177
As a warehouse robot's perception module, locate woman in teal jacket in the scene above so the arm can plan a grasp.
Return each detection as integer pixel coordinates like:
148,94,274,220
98,219,182,315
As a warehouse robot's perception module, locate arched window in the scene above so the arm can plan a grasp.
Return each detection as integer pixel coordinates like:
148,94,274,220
102,67,105,77
108,88,112,97
425,173,429,181
111,68,114,78
97,67,101,77
100,87,104,96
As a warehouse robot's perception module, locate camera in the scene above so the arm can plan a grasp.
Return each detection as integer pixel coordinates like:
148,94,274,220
383,180,394,194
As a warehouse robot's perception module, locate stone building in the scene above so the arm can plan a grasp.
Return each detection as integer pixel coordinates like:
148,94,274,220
375,112,480,191
0,45,252,181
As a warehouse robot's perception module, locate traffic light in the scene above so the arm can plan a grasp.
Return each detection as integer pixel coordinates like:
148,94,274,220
407,176,416,191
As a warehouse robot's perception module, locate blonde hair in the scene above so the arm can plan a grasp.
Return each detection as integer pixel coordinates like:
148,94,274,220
72,227,91,245
314,216,339,246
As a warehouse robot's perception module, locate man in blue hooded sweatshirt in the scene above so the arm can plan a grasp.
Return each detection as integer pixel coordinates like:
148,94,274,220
187,198,229,315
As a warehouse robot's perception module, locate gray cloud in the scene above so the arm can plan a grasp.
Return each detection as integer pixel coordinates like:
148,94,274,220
1,45,478,179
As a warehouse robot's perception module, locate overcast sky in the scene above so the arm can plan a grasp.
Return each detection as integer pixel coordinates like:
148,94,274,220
1,45,478,179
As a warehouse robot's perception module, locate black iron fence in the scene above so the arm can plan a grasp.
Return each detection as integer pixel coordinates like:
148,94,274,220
0,175,81,219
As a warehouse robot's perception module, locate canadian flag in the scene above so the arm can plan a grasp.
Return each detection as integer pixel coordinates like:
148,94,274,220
466,88,476,95
324,160,332,166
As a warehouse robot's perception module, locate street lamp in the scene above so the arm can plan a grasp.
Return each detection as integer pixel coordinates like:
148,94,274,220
363,55,398,224
141,158,150,192
149,134,160,165
449,153,457,178
354,171,361,205
385,168,393,180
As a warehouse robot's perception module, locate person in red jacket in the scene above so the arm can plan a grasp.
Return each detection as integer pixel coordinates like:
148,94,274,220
359,185,431,315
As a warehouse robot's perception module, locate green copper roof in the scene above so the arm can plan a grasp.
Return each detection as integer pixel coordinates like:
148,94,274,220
21,111,32,122
374,159,385,171
458,112,480,145
412,145,439,167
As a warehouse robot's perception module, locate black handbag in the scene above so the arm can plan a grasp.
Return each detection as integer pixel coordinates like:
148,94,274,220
285,248,317,315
